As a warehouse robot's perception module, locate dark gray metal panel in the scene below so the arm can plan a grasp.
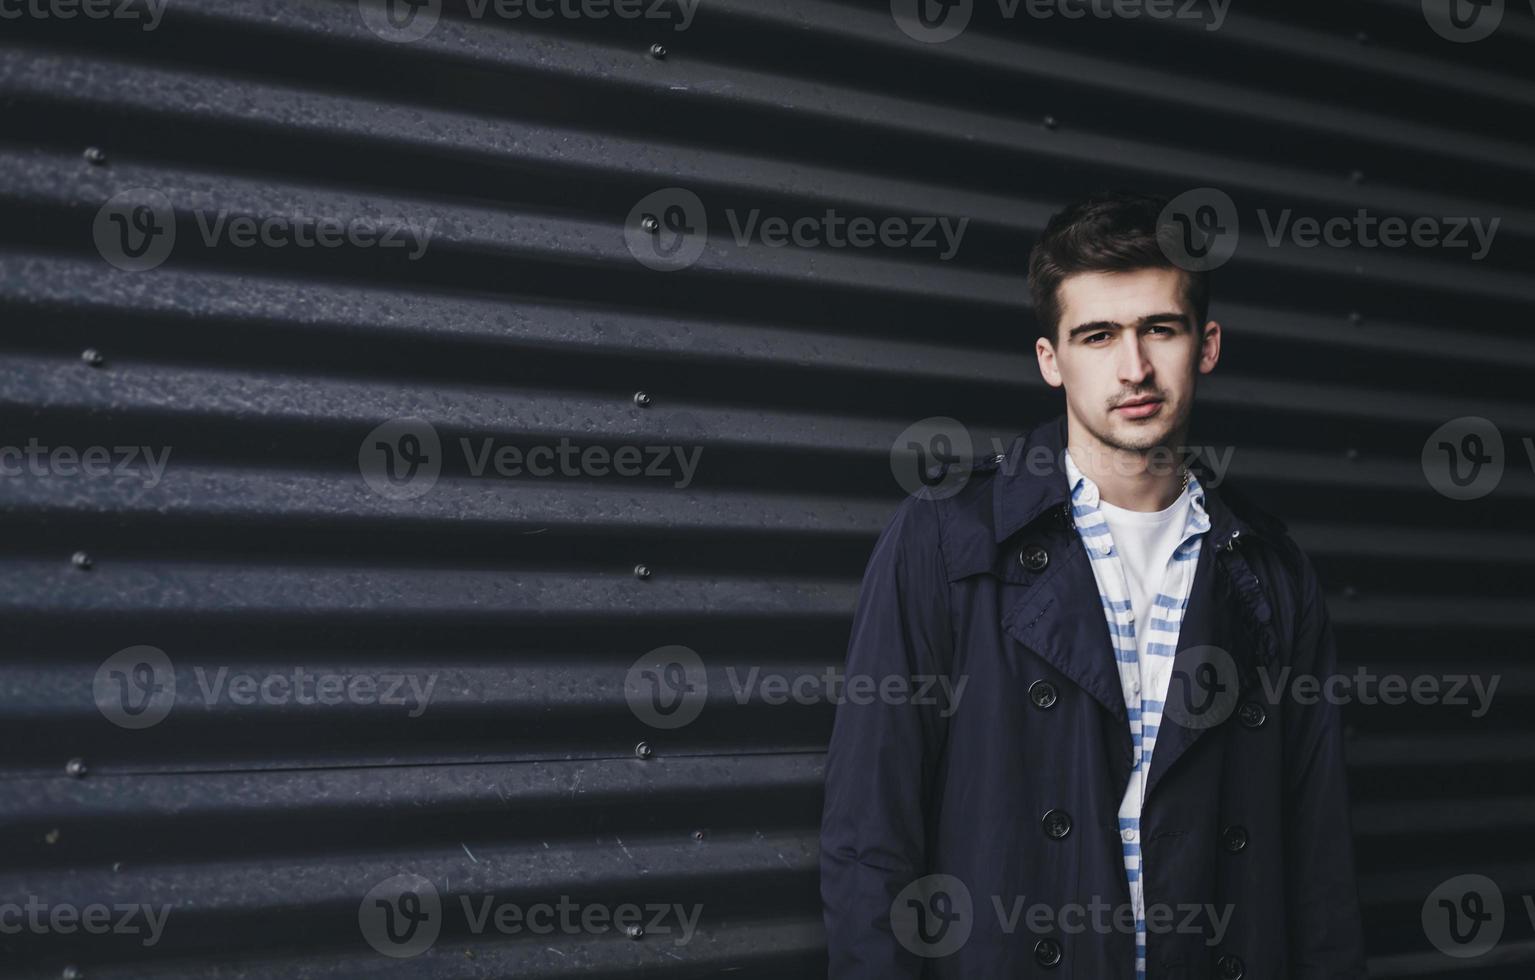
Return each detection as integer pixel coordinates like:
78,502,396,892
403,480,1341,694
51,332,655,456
0,0,1531,976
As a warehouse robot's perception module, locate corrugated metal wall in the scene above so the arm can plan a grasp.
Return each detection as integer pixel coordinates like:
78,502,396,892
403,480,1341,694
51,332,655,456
1,0,1532,975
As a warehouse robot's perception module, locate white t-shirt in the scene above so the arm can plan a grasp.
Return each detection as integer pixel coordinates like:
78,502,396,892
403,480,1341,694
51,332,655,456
1095,490,1193,671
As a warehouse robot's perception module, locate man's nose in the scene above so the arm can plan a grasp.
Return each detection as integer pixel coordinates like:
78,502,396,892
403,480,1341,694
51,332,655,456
1118,335,1152,384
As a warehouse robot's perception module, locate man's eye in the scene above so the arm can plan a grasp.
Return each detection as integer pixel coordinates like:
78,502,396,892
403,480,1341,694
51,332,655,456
1147,325,1173,335
1086,332,1111,344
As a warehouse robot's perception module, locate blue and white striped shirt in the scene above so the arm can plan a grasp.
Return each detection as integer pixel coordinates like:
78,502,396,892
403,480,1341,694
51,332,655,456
1062,448,1211,980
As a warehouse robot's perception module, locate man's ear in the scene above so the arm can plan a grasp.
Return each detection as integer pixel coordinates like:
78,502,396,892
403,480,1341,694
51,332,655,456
1036,336,1063,388
1198,319,1221,375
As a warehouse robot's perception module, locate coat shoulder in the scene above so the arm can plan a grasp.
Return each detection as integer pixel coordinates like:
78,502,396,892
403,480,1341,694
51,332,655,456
1213,475,1318,606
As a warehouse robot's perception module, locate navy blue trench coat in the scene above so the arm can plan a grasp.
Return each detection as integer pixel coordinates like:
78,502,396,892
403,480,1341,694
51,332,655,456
821,414,1367,980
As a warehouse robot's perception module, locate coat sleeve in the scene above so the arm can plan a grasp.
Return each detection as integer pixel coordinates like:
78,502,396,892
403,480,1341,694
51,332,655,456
820,493,954,979
1282,546,1369,979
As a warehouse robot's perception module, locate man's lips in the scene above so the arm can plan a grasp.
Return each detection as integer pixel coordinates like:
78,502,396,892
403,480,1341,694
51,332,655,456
1114,398,1163,418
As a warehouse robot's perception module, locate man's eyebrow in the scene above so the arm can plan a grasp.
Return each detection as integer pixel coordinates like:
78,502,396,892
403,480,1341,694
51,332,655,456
1066,312,1191,340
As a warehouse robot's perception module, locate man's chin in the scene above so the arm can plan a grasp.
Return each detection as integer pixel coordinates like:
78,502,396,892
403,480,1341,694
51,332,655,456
1101,415,1173,452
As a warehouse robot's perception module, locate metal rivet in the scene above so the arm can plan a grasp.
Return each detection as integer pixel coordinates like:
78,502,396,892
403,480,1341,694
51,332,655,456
81,348,104,367
648,42,667,59
65,758,87,778
1348,311,1363,326
639,215,660,234
633,390,653,408
71,551,94,571
634,741,653,760
44,828,60,844
626,923,645,939
633,563,652,580
83,147,106,166
691,829,705,841
63,966,83,980
1042,115,1058,130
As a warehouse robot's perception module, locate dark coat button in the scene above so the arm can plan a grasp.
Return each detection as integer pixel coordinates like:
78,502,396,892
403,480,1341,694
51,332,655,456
1019,544,1049,571
1041,809,1072,839
1222,825,1248,853
1236,702,1267,729
1217,954,1245,979
1034,938,1062,968
1028,680,1058,709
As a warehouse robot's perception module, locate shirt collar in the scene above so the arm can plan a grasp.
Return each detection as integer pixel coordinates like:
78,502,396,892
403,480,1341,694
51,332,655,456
1061,447,1211,540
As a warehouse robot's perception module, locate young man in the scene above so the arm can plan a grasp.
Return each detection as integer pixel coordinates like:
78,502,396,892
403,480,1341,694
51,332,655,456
820,192,1366,979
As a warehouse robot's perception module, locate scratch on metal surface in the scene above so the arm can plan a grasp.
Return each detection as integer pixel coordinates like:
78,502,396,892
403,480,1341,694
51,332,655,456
461,841,479,864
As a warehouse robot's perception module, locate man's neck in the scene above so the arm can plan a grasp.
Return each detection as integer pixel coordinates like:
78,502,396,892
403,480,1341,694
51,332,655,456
1066,418,1189,513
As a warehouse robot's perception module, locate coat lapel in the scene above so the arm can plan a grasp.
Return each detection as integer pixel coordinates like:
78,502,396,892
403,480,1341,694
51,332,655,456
1144,489,1277,800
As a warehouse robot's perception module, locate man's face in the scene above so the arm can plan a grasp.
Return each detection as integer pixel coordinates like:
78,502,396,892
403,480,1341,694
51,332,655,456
1035,266,1219,454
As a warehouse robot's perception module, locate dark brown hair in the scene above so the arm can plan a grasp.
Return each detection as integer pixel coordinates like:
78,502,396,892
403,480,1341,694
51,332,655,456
1027,190,1209,345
